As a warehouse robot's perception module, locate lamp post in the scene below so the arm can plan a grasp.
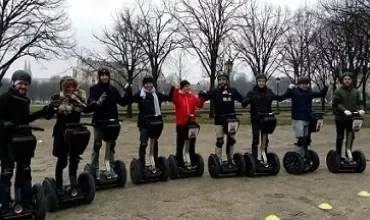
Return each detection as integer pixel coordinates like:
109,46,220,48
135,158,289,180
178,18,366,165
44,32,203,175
224,59,233,77
276,77,280,113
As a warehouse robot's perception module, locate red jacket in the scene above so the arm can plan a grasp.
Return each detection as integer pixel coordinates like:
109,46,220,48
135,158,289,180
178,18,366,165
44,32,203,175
171,87,205,125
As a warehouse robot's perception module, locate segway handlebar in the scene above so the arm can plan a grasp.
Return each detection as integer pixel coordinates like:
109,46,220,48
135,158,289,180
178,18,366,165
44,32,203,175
219,113,243,117
96,119,123,123
65,122,95,128
144,114,166,118
17,125,44,132
257,112,279,116
185,114,202,118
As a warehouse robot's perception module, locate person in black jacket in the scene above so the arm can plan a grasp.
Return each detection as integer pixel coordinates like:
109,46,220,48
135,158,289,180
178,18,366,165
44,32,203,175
0,70,49,212
242,74,285,162
126,76,171,168
46,77,97,195
87,68,131,178
198,73,244,165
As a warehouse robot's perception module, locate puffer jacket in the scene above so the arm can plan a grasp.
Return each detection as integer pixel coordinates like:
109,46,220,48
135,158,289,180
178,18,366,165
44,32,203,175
171,86,205,126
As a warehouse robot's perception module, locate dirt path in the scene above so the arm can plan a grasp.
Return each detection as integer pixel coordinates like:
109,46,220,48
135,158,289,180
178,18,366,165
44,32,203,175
29,119,370,220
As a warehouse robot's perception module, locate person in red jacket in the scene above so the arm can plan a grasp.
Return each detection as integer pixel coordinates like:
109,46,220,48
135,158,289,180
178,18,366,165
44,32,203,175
171,80,205,167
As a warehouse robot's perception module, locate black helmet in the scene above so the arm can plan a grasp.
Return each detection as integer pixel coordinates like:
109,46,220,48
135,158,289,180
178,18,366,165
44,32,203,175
11,70,31,85
297,76,310,84
98,67,110,77
256,74,267,81
142,75,154,85
217,73,229,81
59,76,73,91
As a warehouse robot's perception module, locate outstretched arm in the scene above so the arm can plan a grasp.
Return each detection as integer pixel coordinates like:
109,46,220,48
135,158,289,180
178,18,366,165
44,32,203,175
312,86,328,98
242,91,252,108
233,89,244,104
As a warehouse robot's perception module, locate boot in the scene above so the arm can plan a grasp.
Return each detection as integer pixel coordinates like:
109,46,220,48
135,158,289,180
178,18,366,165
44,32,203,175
215,147,222,161
91,151,100,180
14,188,23,213
68,174,78,197
109,151,118,178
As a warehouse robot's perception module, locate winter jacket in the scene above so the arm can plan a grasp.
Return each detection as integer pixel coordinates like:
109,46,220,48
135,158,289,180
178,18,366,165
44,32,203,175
0,88,47,159
129,90,171,128
279,86,328,121
243,85,284,122
332,86,364,121
171,87,205,126
46,89,94,138
88,82,130,123
202,86,244,125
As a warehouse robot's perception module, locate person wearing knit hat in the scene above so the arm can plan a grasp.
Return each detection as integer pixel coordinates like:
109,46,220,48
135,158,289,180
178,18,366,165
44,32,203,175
0,70,50,212
197,73,244,166
171,80,205,167
125,75,171,169
88,67,132,179
242,74,286,165
332,72,365,160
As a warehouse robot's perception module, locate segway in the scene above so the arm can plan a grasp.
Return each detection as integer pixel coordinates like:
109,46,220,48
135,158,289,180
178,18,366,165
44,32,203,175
130,115,169,184
208,113,246,178
244,112,280,176
84,119,127,190
283,112,323,175
168,115,204,179
326,111,366,173
43,123,95,212
1,125,46,220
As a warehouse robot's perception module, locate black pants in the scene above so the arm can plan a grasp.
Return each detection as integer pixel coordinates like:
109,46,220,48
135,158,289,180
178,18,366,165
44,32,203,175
139,127,158,168
335,120,354,156
251,122,269,161
53,136,80,189
176,125,196,166
0,154,32,206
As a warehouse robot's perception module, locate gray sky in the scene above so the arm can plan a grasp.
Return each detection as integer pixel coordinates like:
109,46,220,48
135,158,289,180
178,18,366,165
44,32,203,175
5,0,310,83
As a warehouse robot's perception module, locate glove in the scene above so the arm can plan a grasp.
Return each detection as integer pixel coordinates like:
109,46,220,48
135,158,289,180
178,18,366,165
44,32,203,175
198,90,208,98
288,84,296,89
344,110,352,116
359,110,365,115
96,93,107,106
51,93,60,101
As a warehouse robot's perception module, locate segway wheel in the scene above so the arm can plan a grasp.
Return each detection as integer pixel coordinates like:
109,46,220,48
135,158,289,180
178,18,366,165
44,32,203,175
32,183,46,220
283,151,305,175
114,160,127,187
156,156,169,181
84,163,94,177
326,150,341,173
208,154,221,178
234,153,246,176
78,172,96,204
168,155,179,179
307,150,320,172
42,178,58,212
194,153,205,177
267,152,281,175
353,151,367,173
244,153,256,177
130,159,143,185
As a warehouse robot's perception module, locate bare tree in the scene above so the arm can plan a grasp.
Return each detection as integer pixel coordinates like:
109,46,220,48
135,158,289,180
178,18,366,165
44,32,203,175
234,0,288,80
168,49,190,84
172,0,245,117
120,0,180,89
0,0,74,85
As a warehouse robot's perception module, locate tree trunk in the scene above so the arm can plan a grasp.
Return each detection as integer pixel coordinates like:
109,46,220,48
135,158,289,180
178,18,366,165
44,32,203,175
126,76,134,118
209,75,216,118
362,81,367,110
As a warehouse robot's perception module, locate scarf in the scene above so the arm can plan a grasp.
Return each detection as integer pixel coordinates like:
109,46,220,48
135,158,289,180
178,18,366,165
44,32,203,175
58,89,87,114
140,87,161,116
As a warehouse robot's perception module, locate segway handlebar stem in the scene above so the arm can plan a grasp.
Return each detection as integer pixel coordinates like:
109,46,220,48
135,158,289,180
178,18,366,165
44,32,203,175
16,125,44,132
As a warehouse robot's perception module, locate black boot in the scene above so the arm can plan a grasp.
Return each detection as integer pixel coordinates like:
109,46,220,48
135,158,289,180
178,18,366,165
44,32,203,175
13,188,24,213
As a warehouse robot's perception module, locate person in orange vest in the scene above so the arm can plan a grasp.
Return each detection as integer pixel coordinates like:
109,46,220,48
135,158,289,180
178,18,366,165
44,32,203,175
170,80,205,167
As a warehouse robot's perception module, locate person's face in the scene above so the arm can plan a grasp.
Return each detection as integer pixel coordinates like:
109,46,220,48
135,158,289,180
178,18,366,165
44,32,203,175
218,77,228,87
65,85,76,95
342,76,352,87
144,82,153,91
181,84,191,94
298,83,309,91
99,74,110,83
14,81,29,95
257,79,266,88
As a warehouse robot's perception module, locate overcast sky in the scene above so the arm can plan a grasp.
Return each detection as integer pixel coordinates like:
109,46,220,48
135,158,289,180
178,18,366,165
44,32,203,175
5,0,312,83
